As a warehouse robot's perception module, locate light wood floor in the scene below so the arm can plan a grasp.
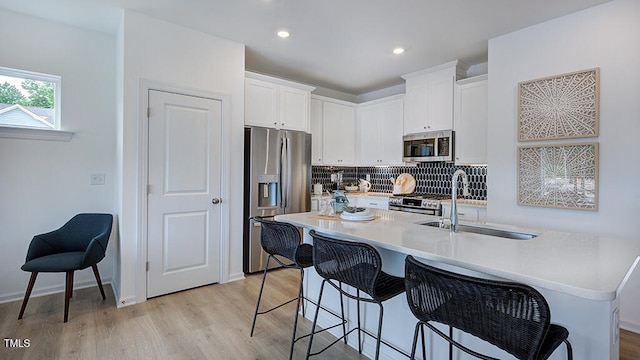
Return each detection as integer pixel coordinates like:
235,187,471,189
1,269,365,360
1,269,639,360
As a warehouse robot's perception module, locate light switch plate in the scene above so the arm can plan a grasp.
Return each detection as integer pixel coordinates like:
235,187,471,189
90,173,105,185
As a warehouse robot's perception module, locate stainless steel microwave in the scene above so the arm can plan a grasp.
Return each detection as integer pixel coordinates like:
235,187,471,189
403,130,454,162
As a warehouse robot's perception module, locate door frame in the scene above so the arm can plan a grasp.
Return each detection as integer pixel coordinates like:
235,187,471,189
137,79,231,302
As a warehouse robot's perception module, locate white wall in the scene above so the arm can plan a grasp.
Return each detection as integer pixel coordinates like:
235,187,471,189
487,0,640,330
115,11,245,306
0,10,117,302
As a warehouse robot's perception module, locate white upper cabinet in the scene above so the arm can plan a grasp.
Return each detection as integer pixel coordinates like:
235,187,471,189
245,72,314,132
245,77,278,128
321,99,356,165
402,61,465,135
454,74,488,165
310,98,324,164
357,95,404,166
311,95,356,166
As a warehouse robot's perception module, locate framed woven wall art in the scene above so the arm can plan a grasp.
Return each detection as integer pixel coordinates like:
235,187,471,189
518,143,598,211
518,68,599,141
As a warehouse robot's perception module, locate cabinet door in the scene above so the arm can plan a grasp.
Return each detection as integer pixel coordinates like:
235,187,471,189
358,97,404,166
427,72,455,131
310,98,323,164
322,101,356,165
357,104,382,165
245,78,278,128
403,67,455,134
359,196,389,210
442,203,479,222
280,86,310,132
379,98,404,164
454,78,487,165
403,78,428,134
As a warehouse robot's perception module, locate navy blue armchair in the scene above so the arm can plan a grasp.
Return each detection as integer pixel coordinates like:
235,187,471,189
18,213,113,322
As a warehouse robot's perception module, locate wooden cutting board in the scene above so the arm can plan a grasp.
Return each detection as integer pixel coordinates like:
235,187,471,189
396,173,416,194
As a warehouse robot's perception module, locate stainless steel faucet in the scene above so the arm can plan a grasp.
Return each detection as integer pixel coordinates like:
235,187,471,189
450,169,470,233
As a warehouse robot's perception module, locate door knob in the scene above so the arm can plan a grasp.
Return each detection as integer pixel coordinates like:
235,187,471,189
211,198,221,204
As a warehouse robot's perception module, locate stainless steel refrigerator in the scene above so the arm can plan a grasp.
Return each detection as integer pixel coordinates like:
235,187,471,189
243,126,311,273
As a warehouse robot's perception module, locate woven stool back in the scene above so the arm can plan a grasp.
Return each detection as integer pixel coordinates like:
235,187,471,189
405,255,551,360
310,230,381,297
251,217,301,263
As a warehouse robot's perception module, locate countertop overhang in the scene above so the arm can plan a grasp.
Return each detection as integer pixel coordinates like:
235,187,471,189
276,209,640,301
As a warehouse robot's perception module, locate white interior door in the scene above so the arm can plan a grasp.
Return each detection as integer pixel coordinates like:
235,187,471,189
147,89,222,298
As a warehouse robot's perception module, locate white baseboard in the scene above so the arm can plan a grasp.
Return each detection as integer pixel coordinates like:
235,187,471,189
0,277,113,305
225,271,246,283
116,296,138,308
621,319,640,334
111,283,138,308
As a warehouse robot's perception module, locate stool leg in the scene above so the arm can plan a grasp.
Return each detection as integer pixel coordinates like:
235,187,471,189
305,280,326,360
289,268,304,360
409,322,421,360
565,339,573,360
374,303,384,360
449,326,453,360
356,289,362,354
250,256,271,336
300,269,306,318
18,272,38,320
338,282,347,344
421,324,426,360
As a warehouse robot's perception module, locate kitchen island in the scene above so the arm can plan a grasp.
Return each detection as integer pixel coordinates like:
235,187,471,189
275,209,639,360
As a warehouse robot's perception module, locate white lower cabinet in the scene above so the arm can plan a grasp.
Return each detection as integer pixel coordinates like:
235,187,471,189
355,195,389,210
442,203,487,222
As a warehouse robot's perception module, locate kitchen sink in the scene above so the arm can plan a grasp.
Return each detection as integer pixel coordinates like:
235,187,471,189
419,220,538,240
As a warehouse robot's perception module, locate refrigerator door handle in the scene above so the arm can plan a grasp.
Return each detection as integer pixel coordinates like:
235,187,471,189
279,135,289,209
281,136,292,209
285,136,292,209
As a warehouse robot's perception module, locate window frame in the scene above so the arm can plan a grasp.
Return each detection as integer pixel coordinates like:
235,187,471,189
0,66,71,141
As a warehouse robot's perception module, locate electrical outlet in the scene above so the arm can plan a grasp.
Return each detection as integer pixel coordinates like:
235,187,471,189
90,173,105,185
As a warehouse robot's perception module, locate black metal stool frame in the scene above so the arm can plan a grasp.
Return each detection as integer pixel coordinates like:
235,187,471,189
306,230,408,360
249,217,346,360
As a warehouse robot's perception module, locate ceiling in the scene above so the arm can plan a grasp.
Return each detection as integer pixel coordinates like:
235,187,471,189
0,0,614,95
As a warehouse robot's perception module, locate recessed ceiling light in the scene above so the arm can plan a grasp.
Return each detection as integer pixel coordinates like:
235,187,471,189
277,30,290,38
393,47,405,55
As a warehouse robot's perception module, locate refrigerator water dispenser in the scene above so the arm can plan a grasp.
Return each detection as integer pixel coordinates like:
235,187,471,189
257,174,279,208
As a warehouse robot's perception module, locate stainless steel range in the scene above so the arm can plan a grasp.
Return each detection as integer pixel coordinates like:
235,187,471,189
388,194,449,216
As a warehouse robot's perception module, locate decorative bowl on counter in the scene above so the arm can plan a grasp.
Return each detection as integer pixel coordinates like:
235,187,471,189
344,185,359,192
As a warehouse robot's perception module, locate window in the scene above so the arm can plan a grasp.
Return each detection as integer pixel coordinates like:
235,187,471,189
0,67,61,130
0,67,69,140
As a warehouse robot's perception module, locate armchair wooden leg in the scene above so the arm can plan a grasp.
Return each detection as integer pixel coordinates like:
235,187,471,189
18,272,38,320
92,264,106,300
64,271,74,323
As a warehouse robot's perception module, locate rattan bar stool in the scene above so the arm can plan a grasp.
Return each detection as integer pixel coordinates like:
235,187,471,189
404,255,573,360
250,217,345,360
306,230,406,360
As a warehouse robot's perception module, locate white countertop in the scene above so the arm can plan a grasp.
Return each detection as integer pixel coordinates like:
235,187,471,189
441,198,488,207
312,191,392,198
276,209,639,301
